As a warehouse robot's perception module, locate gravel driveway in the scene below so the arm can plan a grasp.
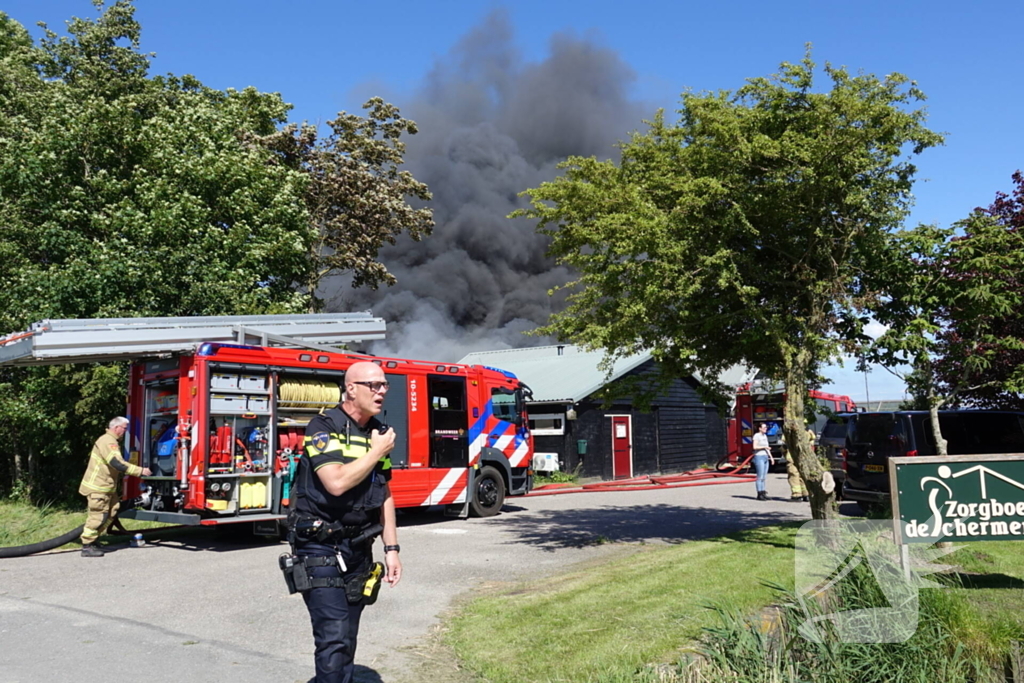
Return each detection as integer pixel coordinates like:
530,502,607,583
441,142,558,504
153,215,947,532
0,474,810,683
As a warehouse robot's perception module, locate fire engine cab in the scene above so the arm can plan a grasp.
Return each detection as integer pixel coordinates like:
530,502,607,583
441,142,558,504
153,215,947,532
0,315,534,534
724,381,856,466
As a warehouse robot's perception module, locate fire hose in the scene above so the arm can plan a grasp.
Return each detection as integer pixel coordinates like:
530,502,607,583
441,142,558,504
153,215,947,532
2,455,760,556
526,453,757,497
0,511,177,559
0,525,86,558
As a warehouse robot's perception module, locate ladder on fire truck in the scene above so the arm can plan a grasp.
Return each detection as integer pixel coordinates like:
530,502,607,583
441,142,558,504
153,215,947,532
0,313,387,366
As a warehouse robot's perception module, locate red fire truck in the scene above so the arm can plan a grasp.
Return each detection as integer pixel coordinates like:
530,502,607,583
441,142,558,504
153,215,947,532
723,382,856,466
0,315,534,534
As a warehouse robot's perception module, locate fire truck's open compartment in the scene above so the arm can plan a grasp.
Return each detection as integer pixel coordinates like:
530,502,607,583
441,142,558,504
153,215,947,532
274,366,414,469
134,360,422,523
133,358,187,515
273,370,345,511
141,361,180,477
203,364,283,516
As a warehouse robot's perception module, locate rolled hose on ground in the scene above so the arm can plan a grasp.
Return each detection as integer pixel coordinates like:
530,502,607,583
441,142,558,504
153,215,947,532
0,524,84,558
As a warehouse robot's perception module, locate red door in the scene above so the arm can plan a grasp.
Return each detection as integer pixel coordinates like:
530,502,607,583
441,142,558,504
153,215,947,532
611,415,632,479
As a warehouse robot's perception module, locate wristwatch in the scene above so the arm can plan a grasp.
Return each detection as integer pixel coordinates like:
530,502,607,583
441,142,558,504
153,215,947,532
383,544,400,553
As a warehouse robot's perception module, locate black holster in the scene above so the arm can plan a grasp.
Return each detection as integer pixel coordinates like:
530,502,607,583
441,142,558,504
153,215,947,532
344,562,384,605
278,553,312,594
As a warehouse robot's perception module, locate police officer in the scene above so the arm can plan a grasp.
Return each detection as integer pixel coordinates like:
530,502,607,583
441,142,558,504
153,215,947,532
291,361,403,683
79,416,151,557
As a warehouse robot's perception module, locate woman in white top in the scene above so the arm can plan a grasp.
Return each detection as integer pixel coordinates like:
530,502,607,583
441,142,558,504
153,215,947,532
752,422,775,500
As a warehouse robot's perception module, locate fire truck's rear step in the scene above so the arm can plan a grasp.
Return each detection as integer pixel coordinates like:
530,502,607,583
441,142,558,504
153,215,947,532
120,508,286,527
118,509,202,525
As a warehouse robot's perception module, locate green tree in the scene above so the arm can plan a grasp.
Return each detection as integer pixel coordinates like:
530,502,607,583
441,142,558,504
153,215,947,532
0,2,315,330
514,53,942,519
934,174,1024,410
259,98,434,309
0,1,314,501
871,213,1024,454
0,1,432,501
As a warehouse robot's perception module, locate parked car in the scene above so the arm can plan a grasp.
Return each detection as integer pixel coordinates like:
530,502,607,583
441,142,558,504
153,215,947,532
817,413,854,498
841,410,1024,510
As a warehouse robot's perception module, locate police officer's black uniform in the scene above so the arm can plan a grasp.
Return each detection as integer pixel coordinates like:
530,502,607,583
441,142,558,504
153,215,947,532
292,406,391,683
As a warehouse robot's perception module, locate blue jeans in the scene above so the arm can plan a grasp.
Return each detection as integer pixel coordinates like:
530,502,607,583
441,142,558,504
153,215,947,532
753,453,770,493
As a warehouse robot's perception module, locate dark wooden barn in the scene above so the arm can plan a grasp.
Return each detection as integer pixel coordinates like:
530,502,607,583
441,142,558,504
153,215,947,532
459,345,755,480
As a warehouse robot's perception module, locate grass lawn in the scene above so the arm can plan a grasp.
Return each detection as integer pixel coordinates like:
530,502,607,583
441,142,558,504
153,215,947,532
446,523,1024,683
941,543,1024,659
447,524,800,683
0,499,174,549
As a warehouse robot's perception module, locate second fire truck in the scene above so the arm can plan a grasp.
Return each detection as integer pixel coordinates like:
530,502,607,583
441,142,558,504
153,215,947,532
723,381,856,466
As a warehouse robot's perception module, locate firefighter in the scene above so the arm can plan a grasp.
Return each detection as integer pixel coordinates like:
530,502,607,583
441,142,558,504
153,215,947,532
291,361,403,683
79,417,151,557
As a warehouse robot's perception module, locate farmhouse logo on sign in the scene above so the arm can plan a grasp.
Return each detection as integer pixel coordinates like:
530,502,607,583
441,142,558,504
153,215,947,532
891,454,1024,544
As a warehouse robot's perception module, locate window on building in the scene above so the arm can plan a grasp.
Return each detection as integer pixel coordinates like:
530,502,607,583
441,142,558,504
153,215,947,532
529,413,565,435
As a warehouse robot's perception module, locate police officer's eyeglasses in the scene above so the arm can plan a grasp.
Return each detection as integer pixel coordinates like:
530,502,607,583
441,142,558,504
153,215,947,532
353,381,390,393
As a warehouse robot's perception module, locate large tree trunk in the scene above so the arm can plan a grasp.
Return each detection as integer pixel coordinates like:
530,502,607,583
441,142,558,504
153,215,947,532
27,445,37,497
914,352,948,455
784,350,839,520
13,448,24,487
927,385,948,456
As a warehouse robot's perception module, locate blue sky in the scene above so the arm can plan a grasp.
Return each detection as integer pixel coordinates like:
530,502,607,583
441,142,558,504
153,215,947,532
4,0,1022,402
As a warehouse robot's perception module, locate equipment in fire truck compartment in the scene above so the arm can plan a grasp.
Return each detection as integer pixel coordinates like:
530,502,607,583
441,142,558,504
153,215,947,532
198,370,274,514
207,418,270,473
239,480,268,509
277,378,341,410
153,424,179,476
276,428,304,506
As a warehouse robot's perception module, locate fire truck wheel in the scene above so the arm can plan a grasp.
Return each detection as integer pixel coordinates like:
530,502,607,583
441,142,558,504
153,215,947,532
470,466,506,518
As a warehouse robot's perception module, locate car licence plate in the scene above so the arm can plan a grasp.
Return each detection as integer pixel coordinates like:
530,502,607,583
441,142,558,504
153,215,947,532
864,464,885,473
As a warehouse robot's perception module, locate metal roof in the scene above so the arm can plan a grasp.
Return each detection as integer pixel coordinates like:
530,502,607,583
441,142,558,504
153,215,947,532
693,365,761,395
459,345,649,403
459,345,758,404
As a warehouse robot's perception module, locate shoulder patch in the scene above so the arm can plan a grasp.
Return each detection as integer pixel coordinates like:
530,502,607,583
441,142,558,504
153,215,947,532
311,432,330,453
109,443,120,450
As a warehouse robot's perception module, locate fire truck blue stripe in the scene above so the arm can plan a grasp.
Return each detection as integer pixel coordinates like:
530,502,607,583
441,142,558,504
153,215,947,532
468,401,493,443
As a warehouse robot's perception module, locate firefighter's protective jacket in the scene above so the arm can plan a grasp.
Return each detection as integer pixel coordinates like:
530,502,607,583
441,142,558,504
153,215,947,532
79,429,144,495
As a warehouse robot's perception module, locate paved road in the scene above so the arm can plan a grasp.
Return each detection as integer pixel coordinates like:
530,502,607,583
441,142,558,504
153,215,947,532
0,474,812,683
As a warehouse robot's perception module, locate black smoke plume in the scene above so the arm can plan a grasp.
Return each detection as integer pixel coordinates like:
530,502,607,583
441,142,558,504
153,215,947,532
331,10,651,361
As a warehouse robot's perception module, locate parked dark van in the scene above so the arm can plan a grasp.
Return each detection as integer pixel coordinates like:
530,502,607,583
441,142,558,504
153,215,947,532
841,410,1024,508
817,413,854,496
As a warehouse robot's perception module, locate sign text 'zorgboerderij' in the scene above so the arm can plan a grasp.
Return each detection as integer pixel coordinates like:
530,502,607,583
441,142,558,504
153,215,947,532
891,454,1024,544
